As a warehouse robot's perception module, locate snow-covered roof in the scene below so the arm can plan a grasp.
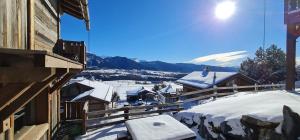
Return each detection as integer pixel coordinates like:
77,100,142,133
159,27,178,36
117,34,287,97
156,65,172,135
158,85,176,95
71,79,114,102
177,71,238,89
126,86,155,96
125,115,196,140
176,90,300,136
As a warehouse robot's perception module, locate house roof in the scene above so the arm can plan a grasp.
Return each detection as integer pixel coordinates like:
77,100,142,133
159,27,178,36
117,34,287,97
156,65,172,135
126,87,155,96
177,71,239,89
71,79,114,102
158,85,176,95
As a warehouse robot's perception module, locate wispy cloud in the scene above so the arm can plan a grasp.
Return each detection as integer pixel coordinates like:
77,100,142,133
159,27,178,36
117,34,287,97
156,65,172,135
188,51,248,66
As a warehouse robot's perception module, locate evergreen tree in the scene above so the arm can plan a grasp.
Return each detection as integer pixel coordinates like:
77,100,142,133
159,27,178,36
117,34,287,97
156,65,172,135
240,45,286,84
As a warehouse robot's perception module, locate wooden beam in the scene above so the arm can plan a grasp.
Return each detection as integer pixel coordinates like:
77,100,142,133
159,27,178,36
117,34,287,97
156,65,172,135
50,73,74,93
34,54,83,69
0,75,56,122
0,67,55,83
0,83,35,111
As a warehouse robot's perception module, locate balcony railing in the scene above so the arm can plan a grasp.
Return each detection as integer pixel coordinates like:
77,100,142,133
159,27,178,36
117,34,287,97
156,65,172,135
54,39,86,67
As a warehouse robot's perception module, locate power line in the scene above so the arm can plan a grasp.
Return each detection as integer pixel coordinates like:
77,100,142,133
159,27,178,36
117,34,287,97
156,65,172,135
263,0,266,50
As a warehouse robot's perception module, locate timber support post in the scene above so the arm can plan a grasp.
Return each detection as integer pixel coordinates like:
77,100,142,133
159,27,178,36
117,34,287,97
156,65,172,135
286,25,298,91
124,107,129,120
81,110,87,135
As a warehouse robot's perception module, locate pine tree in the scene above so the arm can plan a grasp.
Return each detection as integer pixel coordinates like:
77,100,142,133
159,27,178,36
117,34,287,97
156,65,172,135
240,45,286,84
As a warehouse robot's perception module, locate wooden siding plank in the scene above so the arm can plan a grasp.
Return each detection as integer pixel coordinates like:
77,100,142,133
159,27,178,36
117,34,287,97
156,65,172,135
34,0,57,52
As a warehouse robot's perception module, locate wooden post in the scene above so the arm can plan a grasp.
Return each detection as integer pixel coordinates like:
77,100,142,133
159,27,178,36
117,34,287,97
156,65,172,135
272,83,275,90
254,83,258,92
213,85,217,99
81,110,86,135
124,107,129,120
286,25,298,91
158,106,163,115
233,84,238,93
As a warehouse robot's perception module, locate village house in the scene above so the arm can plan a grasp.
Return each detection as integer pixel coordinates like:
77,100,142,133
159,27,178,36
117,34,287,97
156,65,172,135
177,70,257,93
126,87,156,103
61,79,117,112
158,85,179,103
0,0,89,139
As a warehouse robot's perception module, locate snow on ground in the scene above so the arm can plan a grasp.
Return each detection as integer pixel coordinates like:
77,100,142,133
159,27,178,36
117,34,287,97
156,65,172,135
176,90,300,137
76,124,127,140
78,115,204,140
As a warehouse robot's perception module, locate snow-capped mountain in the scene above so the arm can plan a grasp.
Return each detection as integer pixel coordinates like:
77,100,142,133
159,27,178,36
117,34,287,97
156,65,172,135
87,53,238,73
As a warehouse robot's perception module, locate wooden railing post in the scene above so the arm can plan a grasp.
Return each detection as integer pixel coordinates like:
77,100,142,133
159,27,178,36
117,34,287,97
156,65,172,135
81,110,87,135
124,107,129,120
158,106,163,115
213,85,218,99
272,83,275,90
233,84,238,93
254,83,258,92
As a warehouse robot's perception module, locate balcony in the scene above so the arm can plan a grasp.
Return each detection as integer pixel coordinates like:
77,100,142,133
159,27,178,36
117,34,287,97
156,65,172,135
54,39,87,68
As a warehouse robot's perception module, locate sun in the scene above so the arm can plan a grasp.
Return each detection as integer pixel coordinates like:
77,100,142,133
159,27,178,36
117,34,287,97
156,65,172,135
215,1,236,20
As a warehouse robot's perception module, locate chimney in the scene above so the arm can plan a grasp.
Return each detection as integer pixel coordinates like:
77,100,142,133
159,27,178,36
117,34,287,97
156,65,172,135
213,72,217,85
202,66,210,77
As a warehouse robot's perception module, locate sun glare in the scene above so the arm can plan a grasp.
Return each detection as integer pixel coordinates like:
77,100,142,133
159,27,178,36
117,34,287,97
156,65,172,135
215,1,236,20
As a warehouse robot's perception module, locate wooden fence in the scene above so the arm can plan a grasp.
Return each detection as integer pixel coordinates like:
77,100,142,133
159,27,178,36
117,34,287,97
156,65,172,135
62,101,89,120
180,84,285,103
85,103,183,131
62,84,285,134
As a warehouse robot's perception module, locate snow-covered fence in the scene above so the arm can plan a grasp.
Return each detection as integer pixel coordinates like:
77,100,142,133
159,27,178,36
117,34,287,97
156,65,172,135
85,103,183,130
180,84,285,103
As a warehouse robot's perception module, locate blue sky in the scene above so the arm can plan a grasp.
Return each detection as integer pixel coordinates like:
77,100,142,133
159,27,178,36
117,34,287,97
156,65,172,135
61,0,287,66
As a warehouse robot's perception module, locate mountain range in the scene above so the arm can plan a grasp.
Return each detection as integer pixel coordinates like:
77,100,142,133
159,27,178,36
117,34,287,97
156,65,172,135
87,53,239,73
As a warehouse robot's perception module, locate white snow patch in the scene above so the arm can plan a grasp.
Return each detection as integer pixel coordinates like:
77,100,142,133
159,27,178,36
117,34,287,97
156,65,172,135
125,115,196,140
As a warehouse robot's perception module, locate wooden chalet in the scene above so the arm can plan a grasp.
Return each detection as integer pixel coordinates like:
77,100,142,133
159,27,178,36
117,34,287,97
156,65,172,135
126,87,156,102
61,79,116,112
157,85,179,103
0,0,89,139
177,70,257,93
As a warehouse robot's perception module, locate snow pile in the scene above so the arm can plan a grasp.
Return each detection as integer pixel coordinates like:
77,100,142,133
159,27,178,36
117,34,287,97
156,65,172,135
176,90,300,137
125,115,196,140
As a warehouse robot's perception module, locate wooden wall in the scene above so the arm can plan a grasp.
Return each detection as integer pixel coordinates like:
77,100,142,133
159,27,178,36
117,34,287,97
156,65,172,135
0,0,27,49
34,0,58,52
0,0,59,52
